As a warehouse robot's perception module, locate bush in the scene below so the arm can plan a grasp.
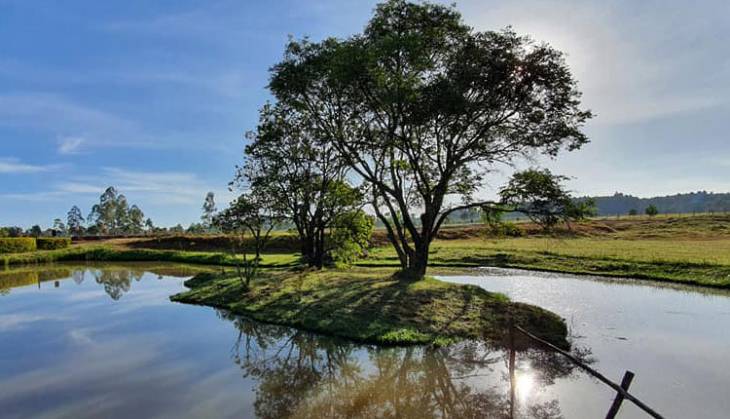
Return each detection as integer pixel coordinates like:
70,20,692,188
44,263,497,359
329,210,374,265
483,221,523,238
500,222,524,237
645,205,659,217
36,237,71,250
0,238,37,254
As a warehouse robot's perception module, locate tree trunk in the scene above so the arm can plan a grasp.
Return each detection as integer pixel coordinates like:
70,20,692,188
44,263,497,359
301,234,315,267
397,241,429,281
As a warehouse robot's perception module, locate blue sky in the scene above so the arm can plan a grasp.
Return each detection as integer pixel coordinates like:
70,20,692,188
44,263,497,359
1,0,729,228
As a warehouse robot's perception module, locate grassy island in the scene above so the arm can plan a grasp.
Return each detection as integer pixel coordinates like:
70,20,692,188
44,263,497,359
170,268,569,348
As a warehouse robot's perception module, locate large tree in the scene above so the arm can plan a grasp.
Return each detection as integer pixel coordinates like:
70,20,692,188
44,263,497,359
269,0,591,279
66,205,85,236
87,187,148,236
235,103,365,268
88,186,119,235
127,204,145,234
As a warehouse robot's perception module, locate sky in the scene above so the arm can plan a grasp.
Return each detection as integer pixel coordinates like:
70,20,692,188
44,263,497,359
1,0,729,228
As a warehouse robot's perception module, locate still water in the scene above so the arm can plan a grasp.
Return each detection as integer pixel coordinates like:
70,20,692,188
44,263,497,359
0,263,728,418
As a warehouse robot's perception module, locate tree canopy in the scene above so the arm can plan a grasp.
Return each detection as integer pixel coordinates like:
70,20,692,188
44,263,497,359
234,102,367,267
267,0,591,279
85,187,151,236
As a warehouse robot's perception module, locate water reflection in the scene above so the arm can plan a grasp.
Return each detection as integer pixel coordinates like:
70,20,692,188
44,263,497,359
218,310,587,419
0,263,212,299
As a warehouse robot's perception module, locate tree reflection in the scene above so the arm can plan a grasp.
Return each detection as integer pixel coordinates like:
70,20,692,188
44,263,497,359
72,269,85,285
91,268,145,300
218,310,590,419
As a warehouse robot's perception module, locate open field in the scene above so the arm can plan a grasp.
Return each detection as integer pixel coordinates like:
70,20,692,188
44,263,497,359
364,238,730,288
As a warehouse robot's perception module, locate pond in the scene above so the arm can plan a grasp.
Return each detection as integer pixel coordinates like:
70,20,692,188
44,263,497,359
0,263,727,418
439,268,730,419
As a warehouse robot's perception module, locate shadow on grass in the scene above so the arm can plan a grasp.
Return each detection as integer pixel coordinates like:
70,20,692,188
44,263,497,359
174,268,570,348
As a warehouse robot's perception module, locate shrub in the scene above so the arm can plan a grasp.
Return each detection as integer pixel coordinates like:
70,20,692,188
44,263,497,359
0,238,37,254
645,205,659,217
483,221,523,238
36,237,71,250
500,222,524,237
328,210,374,265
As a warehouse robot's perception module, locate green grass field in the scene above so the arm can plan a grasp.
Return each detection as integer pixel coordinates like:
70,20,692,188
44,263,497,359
362,238,730,288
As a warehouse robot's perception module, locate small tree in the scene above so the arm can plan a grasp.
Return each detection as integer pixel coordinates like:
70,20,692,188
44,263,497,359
500,169,595,232
29,225,42,237
201,192,217,232
144,218,155,235
214,192,283,290
52,218,67,236
628,209,638,216
237,103,365,268
645,205,659,217
481,207,518,237
186,223,206,234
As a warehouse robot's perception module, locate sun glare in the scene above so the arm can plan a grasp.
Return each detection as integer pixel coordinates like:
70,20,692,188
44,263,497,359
516,370,535,403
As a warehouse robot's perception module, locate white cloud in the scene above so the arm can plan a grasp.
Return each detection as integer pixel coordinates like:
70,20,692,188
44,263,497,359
0,313,61,332
99,167,235,207
0,93,133,135
0,157,58,174
57,182,104,194
58,136,85,155
458,0,729,126
1,168,234,217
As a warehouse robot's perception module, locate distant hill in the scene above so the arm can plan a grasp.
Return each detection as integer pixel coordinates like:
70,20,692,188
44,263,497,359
437,191,730,225
583,191,730,216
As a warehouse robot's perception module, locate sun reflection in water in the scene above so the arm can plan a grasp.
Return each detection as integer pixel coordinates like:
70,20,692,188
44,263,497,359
515,369,535,403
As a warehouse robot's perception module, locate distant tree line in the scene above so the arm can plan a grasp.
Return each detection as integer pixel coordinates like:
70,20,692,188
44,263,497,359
0,187,220,238
580,191,730,217
439,190,730,224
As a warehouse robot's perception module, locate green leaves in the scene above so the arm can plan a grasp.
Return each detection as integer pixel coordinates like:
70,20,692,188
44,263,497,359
86,187,147,236
500,168,596,231
265,0,592,277
329,210,374,265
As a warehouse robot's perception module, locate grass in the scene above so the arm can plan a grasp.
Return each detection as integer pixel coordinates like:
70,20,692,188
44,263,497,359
361,214,730,289
171,267,568,348
361,238,730,288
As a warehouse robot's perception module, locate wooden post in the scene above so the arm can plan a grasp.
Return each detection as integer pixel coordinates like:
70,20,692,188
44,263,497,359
509,322,516,419
514,326,663,418
605,370,635,419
